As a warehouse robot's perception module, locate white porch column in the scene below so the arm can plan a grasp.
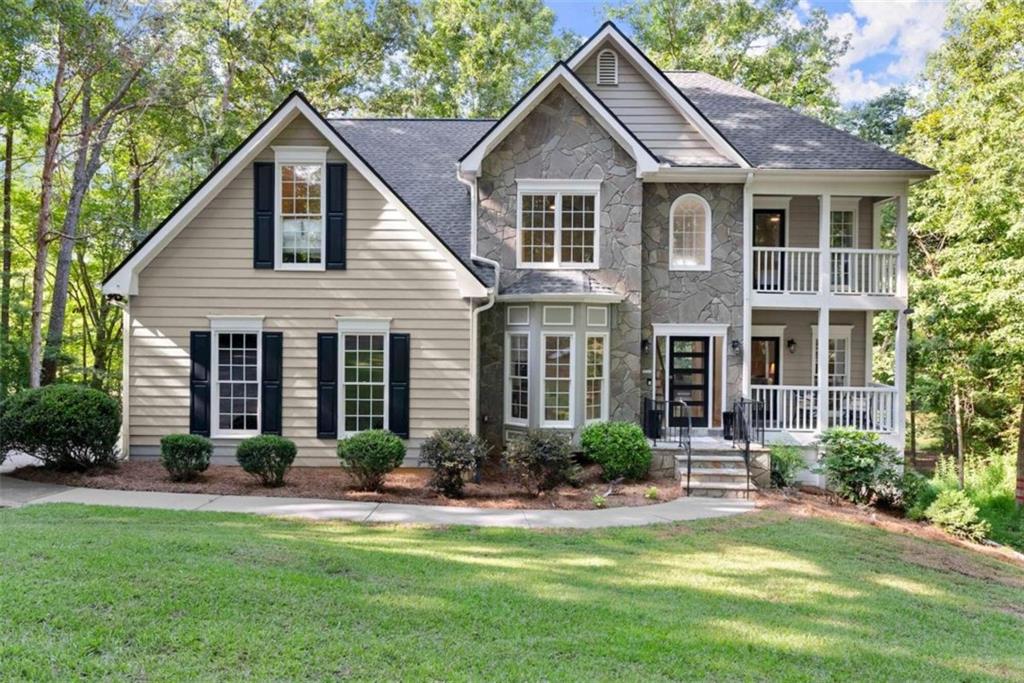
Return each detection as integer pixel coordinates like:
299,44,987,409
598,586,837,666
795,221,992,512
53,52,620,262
894,308,909,449
896,188,909,300
817,193,832,433
741,174,753,396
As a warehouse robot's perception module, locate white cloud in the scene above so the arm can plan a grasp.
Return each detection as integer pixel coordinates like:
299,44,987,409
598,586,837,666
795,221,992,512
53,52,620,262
827,0,948,104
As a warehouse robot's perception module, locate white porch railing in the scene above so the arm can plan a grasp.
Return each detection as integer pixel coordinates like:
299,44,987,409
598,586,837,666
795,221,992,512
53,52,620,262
827,386,897,433
750,384,898,434
752,247,819,294
830,249,898,296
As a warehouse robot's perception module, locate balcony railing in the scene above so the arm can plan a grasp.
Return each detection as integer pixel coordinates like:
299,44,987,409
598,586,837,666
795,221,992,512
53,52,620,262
752,247,900,297
750,384,897,434
830,249,898,296
753,247,819,294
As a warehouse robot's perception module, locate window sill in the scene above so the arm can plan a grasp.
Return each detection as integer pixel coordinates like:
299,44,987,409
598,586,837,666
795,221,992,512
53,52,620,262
516,263,596,270
274,263,326,272
211,431,261,440
669,265,711,272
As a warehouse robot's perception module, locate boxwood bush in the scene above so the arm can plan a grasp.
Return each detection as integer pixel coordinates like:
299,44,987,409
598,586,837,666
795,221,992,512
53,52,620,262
419,427,488,498
0,384,120,471
236,435,297,487
503,430,578,494
579,421,651,481
337,429,406,491
160,434,213,482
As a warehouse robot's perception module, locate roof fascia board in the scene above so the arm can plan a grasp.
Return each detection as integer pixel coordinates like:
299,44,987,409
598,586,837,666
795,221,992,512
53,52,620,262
750,173,920,198
459,63,660,178
104,94,486,298
567,24,750,169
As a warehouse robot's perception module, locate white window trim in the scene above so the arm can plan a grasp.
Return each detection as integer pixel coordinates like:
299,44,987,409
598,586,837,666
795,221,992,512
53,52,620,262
542,305,574,326
541,331,575,428
669,193,712,272
829,198,860,249
274,147,327,272
586,305,608,327
516,179,601,269
753,197,790,247
584,332,610,423
506,305,530,326
337,317,390,436
504,331,530,427
596,48,619,85
210,317,264,439
811,324,853,386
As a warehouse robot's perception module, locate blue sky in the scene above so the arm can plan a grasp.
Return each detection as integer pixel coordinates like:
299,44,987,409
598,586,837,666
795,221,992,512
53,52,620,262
545,0,949,104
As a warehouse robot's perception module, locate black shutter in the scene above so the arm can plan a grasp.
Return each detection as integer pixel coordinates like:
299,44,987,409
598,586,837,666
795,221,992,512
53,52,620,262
389,333,410,438
189,331,211,436
253,162,274,269
325,163,347,269
261,331,283,435
317,333,338,438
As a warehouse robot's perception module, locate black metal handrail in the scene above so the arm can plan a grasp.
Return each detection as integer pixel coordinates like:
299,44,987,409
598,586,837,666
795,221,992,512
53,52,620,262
643,397,693,494
731,398,765,498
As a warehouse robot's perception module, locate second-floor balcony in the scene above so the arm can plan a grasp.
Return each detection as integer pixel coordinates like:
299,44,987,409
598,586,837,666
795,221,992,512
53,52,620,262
753,247,899,296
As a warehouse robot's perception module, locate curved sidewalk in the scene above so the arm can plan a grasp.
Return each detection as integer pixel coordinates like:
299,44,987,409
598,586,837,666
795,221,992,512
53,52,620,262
0,474,755,529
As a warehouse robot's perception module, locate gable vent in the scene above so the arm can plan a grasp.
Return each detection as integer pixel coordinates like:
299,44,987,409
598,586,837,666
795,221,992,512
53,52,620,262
596,49,618,86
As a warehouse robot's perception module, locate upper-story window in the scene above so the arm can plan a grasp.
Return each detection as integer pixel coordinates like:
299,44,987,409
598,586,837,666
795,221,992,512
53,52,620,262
830,199,859,248
596,49,618,85
517,180,600,268
669,193,712,271
274,146,327,270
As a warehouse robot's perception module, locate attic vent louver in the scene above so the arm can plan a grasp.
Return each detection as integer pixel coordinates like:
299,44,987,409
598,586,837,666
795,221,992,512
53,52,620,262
596,49,618,86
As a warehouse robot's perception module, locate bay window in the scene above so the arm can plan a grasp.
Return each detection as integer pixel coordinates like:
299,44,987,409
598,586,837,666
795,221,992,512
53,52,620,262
585,334,608,421
542,333,574,426
506,333,529,425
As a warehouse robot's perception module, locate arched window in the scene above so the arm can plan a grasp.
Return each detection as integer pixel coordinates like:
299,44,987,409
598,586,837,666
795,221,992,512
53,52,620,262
596,49,618,86
669,194,712,270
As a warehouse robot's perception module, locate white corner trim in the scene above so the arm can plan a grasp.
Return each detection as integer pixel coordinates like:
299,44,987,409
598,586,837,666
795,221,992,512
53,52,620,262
566,26,748,168
103,95,487,299
459,64,660,178
272,145,328,162
208,315,265,332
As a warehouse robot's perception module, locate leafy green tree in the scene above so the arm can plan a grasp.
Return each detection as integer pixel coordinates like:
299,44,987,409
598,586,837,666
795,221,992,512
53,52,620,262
608,0,848,120
838,88,913,151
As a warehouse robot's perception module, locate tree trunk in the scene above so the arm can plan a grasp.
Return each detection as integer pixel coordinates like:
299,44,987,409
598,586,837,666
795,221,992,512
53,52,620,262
953,386,966,489
1016,374,1024,508
29,41,68,388
1,127,12,393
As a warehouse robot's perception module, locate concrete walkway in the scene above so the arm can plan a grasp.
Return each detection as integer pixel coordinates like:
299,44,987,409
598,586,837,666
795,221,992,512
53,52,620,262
0,473,755,529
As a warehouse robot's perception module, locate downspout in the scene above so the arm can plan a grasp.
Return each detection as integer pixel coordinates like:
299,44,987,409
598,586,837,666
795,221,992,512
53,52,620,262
458,170,499,436
107,293,130,460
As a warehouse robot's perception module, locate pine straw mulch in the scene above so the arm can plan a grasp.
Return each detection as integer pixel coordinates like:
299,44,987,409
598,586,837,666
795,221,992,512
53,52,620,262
9,460,680,511
755,487,1024,573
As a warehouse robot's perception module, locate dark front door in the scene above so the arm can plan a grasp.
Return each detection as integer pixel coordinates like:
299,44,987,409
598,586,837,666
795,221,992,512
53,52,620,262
751,337,780,386
754,209,786,291
668,336,709,428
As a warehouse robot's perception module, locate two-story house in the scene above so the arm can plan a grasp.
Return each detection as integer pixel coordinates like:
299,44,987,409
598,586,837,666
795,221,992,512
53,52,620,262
102,23,932,492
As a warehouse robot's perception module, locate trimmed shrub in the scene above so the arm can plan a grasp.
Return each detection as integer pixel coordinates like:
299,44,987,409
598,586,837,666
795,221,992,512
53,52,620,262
0,385,120,470
875,469,933,513
579,421,652,481
502,429,578,495
769,444,805,489
160,434,212,482
419,428,488,498
815,428,898,503
337,429,406,491
925,489,991,542
236,435,297,487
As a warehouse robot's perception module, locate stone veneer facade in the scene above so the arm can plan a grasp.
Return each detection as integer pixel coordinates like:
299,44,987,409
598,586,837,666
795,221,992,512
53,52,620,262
475,85,644,447
641,182,746,404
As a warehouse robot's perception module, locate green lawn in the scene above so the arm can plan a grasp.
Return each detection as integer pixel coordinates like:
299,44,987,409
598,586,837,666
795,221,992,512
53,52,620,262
2,505,1023,681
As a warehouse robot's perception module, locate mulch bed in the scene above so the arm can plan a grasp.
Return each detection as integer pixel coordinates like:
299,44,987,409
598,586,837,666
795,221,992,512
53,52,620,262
9,460,681,511
755,487,1024,571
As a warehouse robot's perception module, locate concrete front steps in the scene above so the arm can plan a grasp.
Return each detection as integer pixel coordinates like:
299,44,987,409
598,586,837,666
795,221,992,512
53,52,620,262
674,445,768,498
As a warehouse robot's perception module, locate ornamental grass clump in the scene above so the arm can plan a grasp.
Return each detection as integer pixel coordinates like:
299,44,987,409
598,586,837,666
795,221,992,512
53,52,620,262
337,429,406,491
419,428,488,497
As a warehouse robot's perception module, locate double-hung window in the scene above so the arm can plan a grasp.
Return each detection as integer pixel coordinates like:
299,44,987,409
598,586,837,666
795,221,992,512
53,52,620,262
211,317,263,437
506,333,530,425
542,333,574,426
274,147,327,270
812,325,852,386
339,319,389,434
518,180,599,268
585,333,608,421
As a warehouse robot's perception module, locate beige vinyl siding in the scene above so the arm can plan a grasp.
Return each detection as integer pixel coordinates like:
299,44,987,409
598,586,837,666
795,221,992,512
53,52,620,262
784,196,877,248
751,309,869,386
128,116,472,465
575,44,730,166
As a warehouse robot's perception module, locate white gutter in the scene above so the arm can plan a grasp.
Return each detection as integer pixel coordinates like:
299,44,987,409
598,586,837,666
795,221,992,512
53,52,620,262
458,171,499,436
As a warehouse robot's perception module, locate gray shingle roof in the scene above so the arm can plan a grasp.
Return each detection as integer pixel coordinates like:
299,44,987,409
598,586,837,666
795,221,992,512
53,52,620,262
500,271,618,297
330,118,496,285
665,71,932,172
